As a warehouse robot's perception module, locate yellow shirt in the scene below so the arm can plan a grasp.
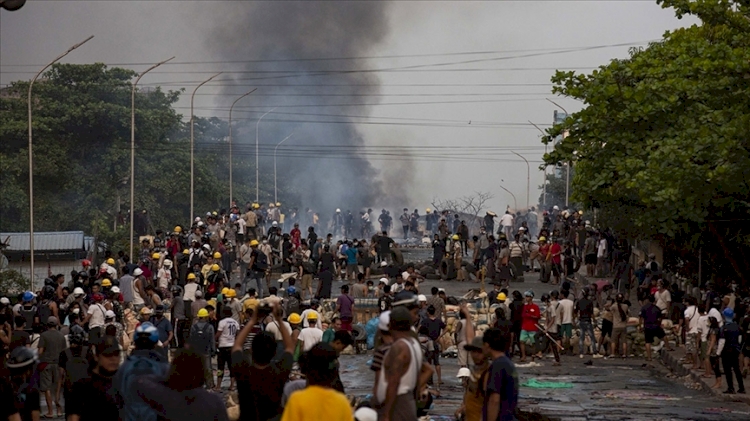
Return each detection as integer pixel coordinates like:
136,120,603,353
281,385,353,421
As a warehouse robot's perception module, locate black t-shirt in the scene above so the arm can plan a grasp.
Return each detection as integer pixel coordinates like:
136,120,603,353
2,371,41,421
378,295,392,313
384,266,401,279
9,330,30,353
231,350,293,421
0,375,19,421
576,298,594,321
378,236,394,254
66,370,118,421
421,317,446,342
483,355,518,421
640,303,662,329
319,253,335,272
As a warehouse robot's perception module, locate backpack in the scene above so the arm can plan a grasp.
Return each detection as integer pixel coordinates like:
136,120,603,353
20,305,38,330
114,353,169,421
252,250,268,271
37,300,53,325
189,321,213,354
63,347,90,390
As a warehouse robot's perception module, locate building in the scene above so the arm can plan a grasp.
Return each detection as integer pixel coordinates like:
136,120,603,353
0,231,95,289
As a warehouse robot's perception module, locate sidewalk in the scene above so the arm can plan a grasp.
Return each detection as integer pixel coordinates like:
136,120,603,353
660,346,750,402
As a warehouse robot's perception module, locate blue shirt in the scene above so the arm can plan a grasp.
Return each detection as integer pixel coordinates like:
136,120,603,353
483,355,518,421
345,247,358,265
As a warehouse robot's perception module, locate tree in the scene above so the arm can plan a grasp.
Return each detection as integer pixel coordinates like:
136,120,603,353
543,0,750,282
431,191,493,233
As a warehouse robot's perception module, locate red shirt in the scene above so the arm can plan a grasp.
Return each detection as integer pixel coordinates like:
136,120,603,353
549,243,562,264
521,303,540,331
290,228,301,248
539,244,551,260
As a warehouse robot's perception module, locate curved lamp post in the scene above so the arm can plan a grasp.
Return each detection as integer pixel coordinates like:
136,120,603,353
189,72,222,223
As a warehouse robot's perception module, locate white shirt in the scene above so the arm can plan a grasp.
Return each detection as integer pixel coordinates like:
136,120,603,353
183,283,199,302
300,309,323,329
655,289,671,312
597,239,608,258
684,305,700,334
298,327,323,352
266,320,292,341
157,268,172,289
557,298,575,324
500,214,514,227
217,317,240,348
87,303,107,328
402,271,410,281
697,314,710,342
708,307,724,327
236,217,246,235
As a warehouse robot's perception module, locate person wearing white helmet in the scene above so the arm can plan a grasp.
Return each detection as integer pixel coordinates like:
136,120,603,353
131,267,147,313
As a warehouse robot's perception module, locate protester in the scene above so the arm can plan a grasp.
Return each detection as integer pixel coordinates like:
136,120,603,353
719,307,745,394
216,307,240,391
189,308,216,389
38,316,65,418
66,336,121,421
482,327,518,421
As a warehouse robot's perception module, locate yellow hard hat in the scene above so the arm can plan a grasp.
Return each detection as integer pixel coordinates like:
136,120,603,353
152,252,161,260
578,210,584,215
306,310,318,320
497,292,507,301
106,258,115,265
213,252,222,259
252,203,260,209
211,264,220,272
452,234,459,240
226,289,237,298
101,279,112,287
187,273,196,280
174,226,182,233
288,313,302,324
426,208,431,212
221,287,230,295
197,308,209,318
249,239,259,247
207,299,217,308
182,249,190,255
275,202,281,207
538,236,546,242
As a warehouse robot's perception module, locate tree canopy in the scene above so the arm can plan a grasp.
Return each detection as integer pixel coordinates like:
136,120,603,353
0,63,280,248
543,0,750,282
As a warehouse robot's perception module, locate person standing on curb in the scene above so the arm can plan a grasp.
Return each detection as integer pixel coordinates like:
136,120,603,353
718,307,745,394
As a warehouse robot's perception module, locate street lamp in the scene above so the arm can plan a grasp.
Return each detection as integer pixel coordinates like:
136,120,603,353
274,133,294,203
228,89,257,208
498,181,518,212
255,107,277,203
529,120,547,208
130,56,174,260
27,35,93,288
511,151,530,210
190,72,222,224
547,98,572,208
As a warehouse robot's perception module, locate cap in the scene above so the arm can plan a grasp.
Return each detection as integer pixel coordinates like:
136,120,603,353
379,277,389,285
47,316,59,326
133,268,143,277
380,261,388,267
73,287,85,296
197,308,209,318
418,294,427,302
105,310,116,319
111,286,120,294
497,292,507,302
306,310,318,320
354,407,377,421
288,313,302,324
457,367,471,378
524,290,534,298
463,336,484,351
378,310,391,331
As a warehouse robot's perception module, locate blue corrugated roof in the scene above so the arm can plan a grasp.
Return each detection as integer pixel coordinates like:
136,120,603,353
0,231,86,252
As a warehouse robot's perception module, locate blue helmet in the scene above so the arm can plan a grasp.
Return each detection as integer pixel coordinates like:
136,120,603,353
286,286,297,296
22,291,34,302
722,307,734,319
135,322,159,343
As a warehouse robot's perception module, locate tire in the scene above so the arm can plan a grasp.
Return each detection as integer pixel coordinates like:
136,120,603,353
425,273,441,280
440,258,456,280
351,324,366,340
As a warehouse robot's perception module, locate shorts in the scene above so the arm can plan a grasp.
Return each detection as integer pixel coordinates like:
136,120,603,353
346,264,359,277
686,333,698,354
551,263,562,276
217,347,233,374
457,341,468,366
601,320,613,339
520,330,536,345
426,350,440,366
700,341,708,360
611,328,627,347
560,323,573,339
300,274,313,290
644,327,665,344
39,363,60,392
340,317,353,332
585,254,597,265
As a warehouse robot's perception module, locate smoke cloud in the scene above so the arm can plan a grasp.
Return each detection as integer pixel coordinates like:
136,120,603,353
206,2,396,217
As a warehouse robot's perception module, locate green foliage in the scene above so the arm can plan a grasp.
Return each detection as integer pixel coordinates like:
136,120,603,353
0,63,281,250
0,269,30,295
543,0,750,281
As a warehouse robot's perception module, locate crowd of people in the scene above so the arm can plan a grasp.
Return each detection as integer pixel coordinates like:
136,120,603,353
1,202,748,421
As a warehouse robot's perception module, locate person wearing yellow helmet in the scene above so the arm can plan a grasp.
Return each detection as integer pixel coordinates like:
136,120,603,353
247,238,268,298
174,225,182,233
190,307,216,389
106,257,115,266
213,252,222,260
452,233,464,280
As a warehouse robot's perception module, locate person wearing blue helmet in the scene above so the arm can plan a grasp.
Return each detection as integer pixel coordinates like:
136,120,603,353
719,307,745,394
112,321,169,421
19,291,38,334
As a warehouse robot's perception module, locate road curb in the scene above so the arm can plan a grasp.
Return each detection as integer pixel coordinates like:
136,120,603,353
658,348,713,393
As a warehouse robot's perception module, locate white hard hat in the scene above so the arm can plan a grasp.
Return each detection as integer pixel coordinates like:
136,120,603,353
380,261,387,267
194,217,201,222
0,297,10,305
133,268,143,277
553,205,559,210
272,221,278,226
73,287,85,296
418,294,427,302
379,277,389,285
336,208,341,212
378,311,391,331
111,286,121,294
457,367,471,378
105,310,115,319
354,407,377,421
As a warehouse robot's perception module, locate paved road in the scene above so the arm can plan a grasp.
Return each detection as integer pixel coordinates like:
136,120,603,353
338,265,750,420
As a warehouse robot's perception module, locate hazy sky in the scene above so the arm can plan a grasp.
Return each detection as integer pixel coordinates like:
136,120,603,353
0,1,696,214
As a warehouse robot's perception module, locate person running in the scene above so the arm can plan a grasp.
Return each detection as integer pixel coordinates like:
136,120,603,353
232,301,294,421
134,348,229,421
281,343,353,421
66,336,121,421
216,307,240,391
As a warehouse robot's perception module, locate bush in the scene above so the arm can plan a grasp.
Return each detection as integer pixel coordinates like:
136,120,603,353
0,269,30,297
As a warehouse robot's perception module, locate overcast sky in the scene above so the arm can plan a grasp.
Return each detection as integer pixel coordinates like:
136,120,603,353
0,1,696,215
